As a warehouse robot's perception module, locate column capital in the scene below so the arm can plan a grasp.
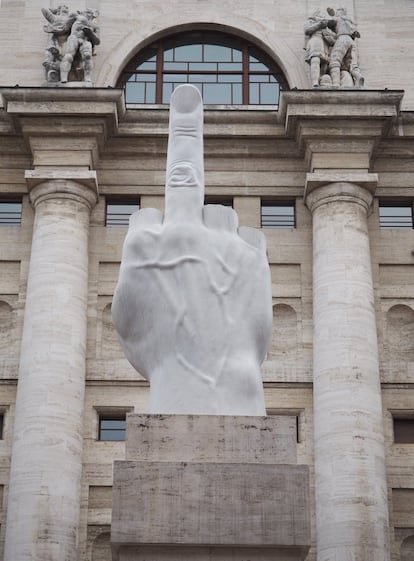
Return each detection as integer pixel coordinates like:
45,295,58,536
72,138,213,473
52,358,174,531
25,169,98,210
305,172,378,213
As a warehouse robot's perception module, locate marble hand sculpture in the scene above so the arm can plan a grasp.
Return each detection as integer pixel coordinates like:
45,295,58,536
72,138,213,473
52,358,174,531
112,85,272,415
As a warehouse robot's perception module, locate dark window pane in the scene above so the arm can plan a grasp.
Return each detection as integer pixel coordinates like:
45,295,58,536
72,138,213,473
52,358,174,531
394,418,414,443
204,196,233,206
99,417,126,441
0,201,22,225
0,415,3,439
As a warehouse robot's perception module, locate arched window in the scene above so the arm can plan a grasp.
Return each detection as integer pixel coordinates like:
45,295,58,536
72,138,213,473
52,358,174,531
117,31,288,105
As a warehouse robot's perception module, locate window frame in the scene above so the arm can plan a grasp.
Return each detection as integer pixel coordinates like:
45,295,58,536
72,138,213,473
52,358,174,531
95,407,133,442
118,31,288,106
0,199,22,225
379,200,414,229
392,413,414,444
261,198,296,229
105,197,140,227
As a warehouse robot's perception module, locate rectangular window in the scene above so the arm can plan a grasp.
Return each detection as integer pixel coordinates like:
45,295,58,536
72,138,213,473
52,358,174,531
0,414,3,439
379,201,413,229
393,417,414,444
0,200,22,225
106,198,140,226
261,199,295,228
99,416,126,441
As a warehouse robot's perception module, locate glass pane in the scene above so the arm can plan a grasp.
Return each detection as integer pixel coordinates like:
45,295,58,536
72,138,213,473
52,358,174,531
249,61,269,71
203,83,232,104
189,62,217,71
106,203,140,225
101,419,126,430
174,44,202,62
100,430,126,441
164,73,188,83
250,74,271,83
259,82,279,104
134,73,156,82
261,204,295,228
164,62,188,71
125,82,145,103
204,44,232,62
232,83,242,104
379,206,413,228
218,74,242,83
164,48,174,61
190,74,217,82
162,82,173,103
249,82,259,104
0,201,22,224
232,49,242,62
218,62,242,71
137,61,156,70
146,81,156,102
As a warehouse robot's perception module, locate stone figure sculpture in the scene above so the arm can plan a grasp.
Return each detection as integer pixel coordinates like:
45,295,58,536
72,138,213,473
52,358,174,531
304,6,364,88
41,5,99,84
112,85,272,416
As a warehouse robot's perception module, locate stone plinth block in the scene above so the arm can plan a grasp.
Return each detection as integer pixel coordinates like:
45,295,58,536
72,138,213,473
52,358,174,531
112,415,310,561
112,461,309,546
125,414,297,463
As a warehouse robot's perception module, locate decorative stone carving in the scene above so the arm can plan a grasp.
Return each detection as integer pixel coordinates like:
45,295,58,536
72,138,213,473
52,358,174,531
304,7,364,88
42,5,100,85
112,85,272,415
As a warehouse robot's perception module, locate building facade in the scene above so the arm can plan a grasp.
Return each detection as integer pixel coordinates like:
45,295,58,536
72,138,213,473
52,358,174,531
0,1,413,560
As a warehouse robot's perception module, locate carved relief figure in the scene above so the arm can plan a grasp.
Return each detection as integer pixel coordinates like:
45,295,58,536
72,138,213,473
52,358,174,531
304,6,364,88
41,6,99,84
112,85,272,416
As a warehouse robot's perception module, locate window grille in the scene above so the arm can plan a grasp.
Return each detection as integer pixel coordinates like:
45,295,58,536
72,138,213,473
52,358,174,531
0,201,22,225
261,200,295,228
106,199,140,226
379,202,413,229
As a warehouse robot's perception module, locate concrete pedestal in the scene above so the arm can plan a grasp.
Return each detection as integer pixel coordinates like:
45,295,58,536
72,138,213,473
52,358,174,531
111,415,310,561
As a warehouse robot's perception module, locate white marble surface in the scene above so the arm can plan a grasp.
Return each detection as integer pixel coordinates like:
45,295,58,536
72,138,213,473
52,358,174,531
112,86,272,415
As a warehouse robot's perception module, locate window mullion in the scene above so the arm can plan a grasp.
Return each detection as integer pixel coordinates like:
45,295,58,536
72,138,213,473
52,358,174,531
156,43,164,104
242,44,249,104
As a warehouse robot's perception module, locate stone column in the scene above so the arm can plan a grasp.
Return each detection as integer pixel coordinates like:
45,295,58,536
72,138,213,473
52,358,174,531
305,174,390,561
4,170,98,561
